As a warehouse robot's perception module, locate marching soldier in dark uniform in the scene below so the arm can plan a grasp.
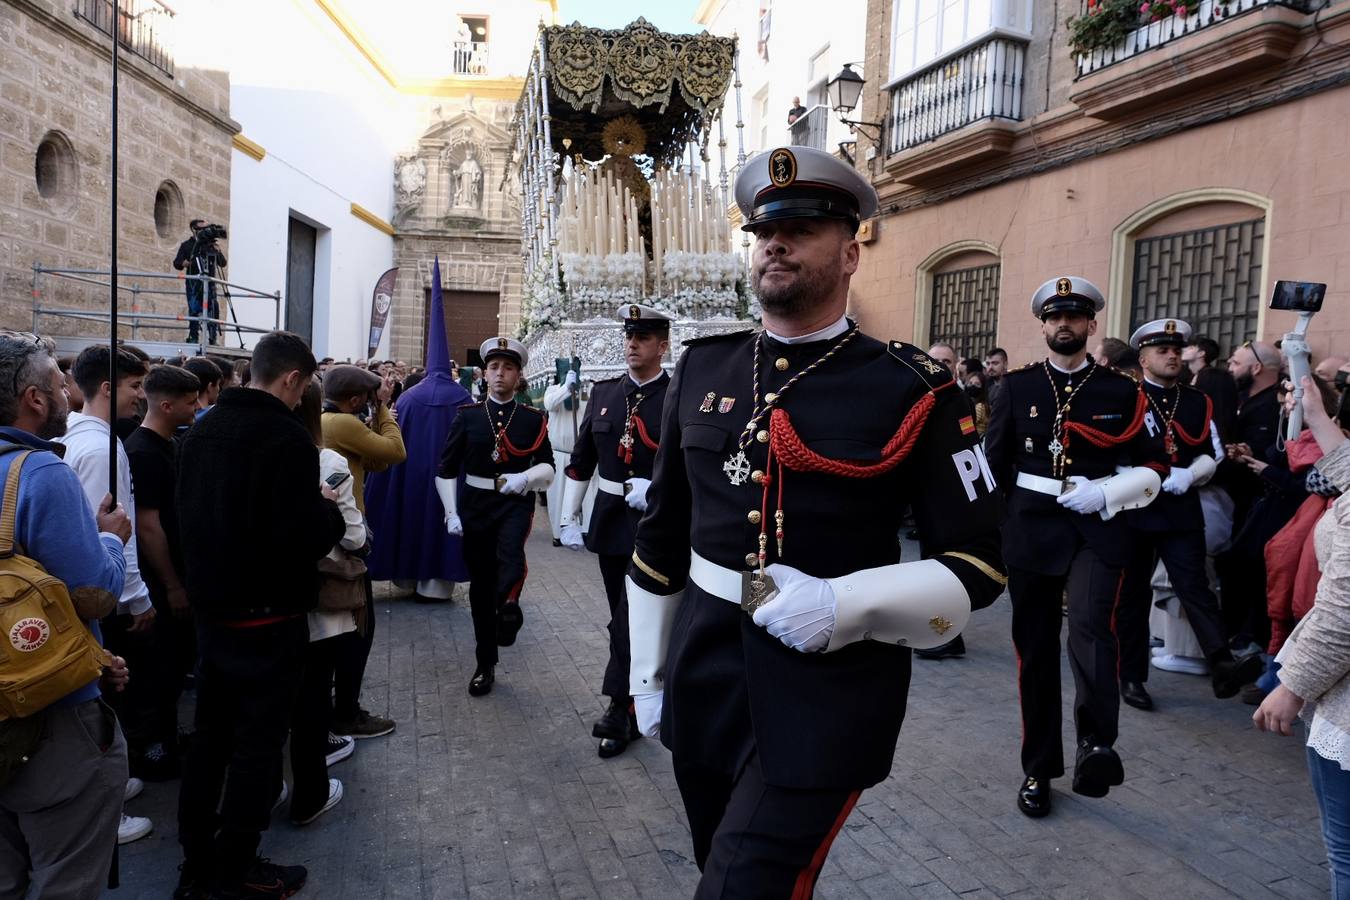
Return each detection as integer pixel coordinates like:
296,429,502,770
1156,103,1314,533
559,304,672,759
1116,318,1262,712
437,337,554,697
626,146,1006,897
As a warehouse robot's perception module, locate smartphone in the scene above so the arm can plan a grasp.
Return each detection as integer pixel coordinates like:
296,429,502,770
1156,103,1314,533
1270,280,1327,313
325,471,351,489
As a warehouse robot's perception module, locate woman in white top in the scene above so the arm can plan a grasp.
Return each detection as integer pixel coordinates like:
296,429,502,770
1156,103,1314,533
286,381,366,825
1256,375,1350,898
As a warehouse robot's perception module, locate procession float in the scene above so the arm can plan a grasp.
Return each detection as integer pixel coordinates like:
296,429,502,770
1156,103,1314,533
508,18,753,382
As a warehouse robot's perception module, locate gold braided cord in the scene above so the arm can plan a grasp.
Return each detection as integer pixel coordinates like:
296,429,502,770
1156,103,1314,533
939,552,1009,586
736,327,861,453
631,552,670,587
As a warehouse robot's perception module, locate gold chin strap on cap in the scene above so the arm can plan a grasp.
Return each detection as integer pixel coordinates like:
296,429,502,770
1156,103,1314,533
626,576,684,696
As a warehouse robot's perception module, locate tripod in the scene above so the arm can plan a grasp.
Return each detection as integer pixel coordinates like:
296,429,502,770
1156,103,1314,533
215,262,246,349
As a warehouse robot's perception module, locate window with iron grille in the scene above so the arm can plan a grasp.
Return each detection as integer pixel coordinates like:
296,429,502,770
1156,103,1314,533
1130,218,1264,358
930,263,1000,359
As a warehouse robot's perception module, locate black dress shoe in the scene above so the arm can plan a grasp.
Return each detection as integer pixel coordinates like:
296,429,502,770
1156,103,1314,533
1211,651,1263,699
1017,775,1052,818
914,634,965,661
597,737,628,758
592,699,631,741
1121,680,1153,711
1072,739,1124,798
468,666,494,697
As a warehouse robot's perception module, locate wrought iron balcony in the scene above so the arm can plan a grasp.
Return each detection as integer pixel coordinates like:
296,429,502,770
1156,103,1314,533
887,36,1027,157
788,105,830,151
1075,0,1313,78
75,0,175,77
452,40,490,75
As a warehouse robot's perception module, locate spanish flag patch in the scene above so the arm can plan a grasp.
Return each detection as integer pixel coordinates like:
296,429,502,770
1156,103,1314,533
959,415,976,435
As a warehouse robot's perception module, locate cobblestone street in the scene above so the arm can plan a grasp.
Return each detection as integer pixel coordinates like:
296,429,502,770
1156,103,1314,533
109,521,1327,899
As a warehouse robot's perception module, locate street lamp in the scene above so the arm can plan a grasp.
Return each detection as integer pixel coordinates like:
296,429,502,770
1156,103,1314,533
827,63,885,147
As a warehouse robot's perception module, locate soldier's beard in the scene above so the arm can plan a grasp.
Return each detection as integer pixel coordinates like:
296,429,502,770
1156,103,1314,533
1047,332,1088,355
753,255,842,318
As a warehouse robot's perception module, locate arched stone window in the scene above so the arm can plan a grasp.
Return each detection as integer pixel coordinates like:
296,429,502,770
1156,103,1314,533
1108,189,1271,358
914,240,1001,359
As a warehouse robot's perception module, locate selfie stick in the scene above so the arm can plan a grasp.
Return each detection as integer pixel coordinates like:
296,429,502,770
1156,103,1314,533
1284,311,1315,441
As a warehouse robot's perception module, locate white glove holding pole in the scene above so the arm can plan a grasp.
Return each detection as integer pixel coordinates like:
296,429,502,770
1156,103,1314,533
752,563,837,653
435,476,462,536
624,478,651,512
1056,475,1107,515
564,369,578,388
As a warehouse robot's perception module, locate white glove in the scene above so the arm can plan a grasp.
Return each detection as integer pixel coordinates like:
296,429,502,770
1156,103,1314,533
624,478,651,512
560,523,585,550
633,690,663,738
1162,466,1194,495
445,513,463,536
564,370,578,388
752,563,837,653
499,472,529,495
1055,476,1107,515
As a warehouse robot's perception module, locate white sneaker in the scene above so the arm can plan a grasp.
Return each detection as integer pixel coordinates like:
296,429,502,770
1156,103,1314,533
124,777,144,802
273,781,289,811
118,813,153,844
292,778,343,826
325,732,355,767
1152,654,1210,676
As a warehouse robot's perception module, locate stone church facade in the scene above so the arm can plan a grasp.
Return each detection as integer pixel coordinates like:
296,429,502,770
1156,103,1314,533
388,98,522,367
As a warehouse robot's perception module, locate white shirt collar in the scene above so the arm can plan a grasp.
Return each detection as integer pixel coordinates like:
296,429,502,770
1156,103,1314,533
1048,358,1091,374
487,396,513,407
1142,375,1176,389
764,315,850,345
628,371,664,388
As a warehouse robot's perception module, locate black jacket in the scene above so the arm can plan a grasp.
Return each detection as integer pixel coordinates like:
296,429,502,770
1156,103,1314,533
630,328,1005,790
1125,380,1218,534
438,397,553,519
177,387,344,620
173,235,226,274
984,358,1157,574
565,372,669,557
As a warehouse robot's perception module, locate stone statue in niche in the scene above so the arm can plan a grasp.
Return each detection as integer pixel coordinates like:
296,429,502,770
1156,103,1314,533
453,155,482,209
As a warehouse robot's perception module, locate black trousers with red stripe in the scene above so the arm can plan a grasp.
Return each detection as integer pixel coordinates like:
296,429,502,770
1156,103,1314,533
675,754,859,899
597,553,632,701
1009,549,1124,780
463,497,534,669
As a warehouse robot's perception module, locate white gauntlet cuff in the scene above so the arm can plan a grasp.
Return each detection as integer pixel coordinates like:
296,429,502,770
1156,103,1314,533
626,576,683,696
561,475,588,527
523,462,555,493
1098,466,1162,520
1187,453,1217,487
825,559,971,651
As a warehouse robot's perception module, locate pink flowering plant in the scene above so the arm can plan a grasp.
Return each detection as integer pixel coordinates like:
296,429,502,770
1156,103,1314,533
1069,0,1233,55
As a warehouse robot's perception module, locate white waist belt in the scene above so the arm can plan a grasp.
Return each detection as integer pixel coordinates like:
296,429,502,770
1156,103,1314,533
465,474,505,491
689,549,746,606
1015,471,1111,496
596,476,625,497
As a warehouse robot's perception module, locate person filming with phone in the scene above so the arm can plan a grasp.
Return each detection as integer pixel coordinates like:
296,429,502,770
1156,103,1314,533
173,219,228,346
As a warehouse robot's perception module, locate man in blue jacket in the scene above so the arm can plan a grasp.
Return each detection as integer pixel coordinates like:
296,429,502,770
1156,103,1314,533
0,331,131,899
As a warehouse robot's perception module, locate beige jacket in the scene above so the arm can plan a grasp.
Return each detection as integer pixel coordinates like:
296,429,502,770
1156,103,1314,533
321,405,406,513
1281,440,1350,731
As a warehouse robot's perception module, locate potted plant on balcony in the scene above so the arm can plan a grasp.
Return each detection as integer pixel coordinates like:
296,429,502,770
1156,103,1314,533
1069,0,1232,55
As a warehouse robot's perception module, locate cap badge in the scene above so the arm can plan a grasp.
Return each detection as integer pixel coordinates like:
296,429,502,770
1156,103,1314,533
929,616,954,636
1165,320,1176,334
629,304,640,320
1056,278,1072,297
497,337,509,349
769,148,797,188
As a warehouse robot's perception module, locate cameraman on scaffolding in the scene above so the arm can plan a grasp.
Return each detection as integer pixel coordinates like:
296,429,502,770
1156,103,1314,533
173,219,227,346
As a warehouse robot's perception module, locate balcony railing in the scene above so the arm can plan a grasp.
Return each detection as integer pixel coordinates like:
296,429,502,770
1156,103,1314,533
452,40,489,75
887,36,1026,156
75,0,175,77
788,105,830,151
1076,0,1313,77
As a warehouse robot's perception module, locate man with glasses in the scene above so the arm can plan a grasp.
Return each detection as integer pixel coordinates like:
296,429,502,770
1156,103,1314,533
0,332,132,899
1218,339,1283,654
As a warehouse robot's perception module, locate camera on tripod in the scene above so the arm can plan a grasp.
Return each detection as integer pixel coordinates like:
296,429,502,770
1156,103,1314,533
195,223,227,242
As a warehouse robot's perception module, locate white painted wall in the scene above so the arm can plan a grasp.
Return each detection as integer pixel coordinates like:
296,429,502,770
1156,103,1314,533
180,0,420,358
697,0,868,161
